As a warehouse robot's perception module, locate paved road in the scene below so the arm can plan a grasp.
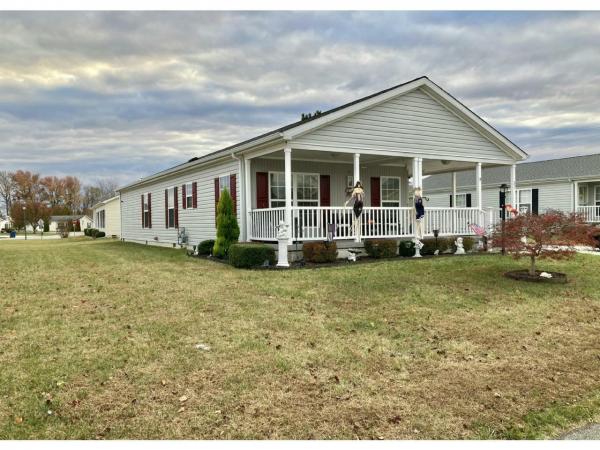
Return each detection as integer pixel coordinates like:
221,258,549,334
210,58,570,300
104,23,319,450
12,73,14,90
559,423,600,439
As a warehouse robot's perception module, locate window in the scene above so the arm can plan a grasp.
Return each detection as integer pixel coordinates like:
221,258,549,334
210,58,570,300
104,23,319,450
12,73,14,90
269,172,319,207
579,185,588,205
219,175,230,198
381,176,401,207
96,210,105,229
595,186,600,206
167,188,175,228
518,189,532,214
269,172,286,208
347,175,354,189
454,193,467,207
185,182,193,208
143,193,150,228
295,173,319,207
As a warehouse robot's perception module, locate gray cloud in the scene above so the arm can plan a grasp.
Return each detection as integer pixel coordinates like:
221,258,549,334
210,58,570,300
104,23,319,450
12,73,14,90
0,11,600,185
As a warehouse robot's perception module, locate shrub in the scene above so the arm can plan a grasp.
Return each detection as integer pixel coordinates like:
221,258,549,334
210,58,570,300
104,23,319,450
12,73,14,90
84,228,89,236
303,241,337,263
364,239,397,258
228,243,276,268
197,239,215,256
43,221,49,232
88,228,99,238
213,188,240,258
94,231,106,238
398,240,415,257
420,238,439,255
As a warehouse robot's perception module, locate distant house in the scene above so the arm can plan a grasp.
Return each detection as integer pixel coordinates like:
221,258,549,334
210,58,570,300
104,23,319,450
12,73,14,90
423,153,600,223
91,195,121,238
0,215,12,231
117,76,527,255
49,215,93,232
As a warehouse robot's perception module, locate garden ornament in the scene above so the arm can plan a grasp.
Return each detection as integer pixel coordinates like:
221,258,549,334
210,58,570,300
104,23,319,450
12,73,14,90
454,237,465,255
413,237,423,258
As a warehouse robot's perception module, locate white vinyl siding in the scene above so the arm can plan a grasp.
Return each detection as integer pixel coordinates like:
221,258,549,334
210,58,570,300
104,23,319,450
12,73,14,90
120,158,239,246
293,88,513,163
92,196,121,238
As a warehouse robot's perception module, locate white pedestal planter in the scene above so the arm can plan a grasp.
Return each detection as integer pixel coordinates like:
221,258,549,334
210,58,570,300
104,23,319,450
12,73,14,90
276,221,290,268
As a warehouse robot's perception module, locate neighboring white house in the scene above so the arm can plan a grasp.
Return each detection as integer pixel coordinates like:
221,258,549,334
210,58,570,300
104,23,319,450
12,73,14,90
423,153,600,223
48,215,92,232
92,195,121,237
0,215,11,231
117,76,528,254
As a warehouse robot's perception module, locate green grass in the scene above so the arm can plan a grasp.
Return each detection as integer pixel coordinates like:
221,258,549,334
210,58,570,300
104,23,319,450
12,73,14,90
1,239,599,439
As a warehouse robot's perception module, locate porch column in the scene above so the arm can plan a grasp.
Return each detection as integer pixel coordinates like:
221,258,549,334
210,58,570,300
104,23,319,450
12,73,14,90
353,153,360,184
284,145,293,244
451,172,457,207
574,181,579,212
412,157,423,189
475,162,482,210
244,156,252,241
510,164,517,209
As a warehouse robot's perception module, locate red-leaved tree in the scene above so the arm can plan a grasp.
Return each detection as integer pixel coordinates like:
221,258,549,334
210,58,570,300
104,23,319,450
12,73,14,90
493,211,597,276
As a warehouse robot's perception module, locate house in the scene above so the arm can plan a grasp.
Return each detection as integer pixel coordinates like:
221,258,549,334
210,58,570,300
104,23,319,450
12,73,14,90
0,215,11,231
91,195,121,237
423,153,600,223
49,215,93,232
118,76,528,256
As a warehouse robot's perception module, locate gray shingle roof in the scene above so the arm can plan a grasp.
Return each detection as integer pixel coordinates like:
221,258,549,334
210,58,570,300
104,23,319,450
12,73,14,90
50,215,84,222
424,153,600,191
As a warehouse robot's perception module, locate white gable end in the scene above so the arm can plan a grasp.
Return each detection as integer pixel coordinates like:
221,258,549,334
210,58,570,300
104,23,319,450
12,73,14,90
291,88,515,163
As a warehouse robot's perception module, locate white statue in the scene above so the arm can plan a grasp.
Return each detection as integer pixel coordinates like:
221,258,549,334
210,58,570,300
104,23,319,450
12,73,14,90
454,237,465,255
413,238,423,258
276,221,289,240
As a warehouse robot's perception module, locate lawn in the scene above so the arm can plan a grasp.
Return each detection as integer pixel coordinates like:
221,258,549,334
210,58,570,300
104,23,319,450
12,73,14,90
1,239,599,439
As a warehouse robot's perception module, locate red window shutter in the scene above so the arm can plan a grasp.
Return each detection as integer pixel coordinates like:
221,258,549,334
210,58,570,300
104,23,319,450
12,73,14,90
371,177,381,207
214,178,219,224
192,182,197,209
141,194,144,227
165,189,168,228
174,186,179,228
181,184,187,210
320,175,330,207
148,192,152,228
256,172,268,209
230,174,237,217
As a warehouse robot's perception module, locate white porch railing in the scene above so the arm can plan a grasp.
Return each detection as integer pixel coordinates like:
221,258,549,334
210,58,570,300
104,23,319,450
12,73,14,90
249,206,500,242
577,206,600,223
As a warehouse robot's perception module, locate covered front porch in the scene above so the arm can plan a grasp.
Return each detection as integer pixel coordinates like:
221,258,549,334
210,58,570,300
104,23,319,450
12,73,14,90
575,180,600,223
240,147,513,243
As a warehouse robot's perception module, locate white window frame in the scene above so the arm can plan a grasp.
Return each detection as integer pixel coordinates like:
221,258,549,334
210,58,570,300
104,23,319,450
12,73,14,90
143,193,150,228
218,174,231,199
185,182,193,208
454,193,468,208
268,171,320,208
380,176,401,207
167,187,175,229
595,185,600,206
579,185,588,206
346,175,354,189
517,188,532,214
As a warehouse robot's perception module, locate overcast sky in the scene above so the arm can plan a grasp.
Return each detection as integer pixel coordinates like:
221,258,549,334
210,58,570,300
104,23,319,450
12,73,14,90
1,11,600,186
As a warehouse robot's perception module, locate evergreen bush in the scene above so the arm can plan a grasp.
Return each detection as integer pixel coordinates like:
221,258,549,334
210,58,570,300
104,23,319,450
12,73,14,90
364,239,397,258
228,243,276,268
212,188,239,258
197,239,215,256
398,240,415,257
302,241,337,263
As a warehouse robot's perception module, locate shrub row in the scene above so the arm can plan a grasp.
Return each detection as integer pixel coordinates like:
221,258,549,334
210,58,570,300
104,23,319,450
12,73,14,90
303,241,338,263
228,243,276,268
84,228,105,238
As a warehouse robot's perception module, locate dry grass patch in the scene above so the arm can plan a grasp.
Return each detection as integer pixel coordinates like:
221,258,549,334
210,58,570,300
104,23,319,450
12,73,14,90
0,239,599,439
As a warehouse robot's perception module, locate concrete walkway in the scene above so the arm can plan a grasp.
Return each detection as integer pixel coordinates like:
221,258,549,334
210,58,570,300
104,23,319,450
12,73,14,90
559,423,600,439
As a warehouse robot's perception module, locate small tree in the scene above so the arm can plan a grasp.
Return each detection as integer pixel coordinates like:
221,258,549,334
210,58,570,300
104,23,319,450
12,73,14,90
493,211,596,276
212,188,239,258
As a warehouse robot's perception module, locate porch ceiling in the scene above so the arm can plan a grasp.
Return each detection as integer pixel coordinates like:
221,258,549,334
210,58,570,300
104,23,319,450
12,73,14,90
260,148,503,175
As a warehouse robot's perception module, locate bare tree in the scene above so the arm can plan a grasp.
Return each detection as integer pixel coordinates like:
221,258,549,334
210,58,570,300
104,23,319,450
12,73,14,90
0,170,15,216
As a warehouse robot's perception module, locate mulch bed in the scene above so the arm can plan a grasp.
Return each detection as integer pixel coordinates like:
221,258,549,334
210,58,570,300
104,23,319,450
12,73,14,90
504,269,568,284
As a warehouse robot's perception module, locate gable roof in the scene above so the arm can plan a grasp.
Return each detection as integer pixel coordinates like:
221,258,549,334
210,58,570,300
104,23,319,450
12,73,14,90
424,153,600,191
91,195,120,211
119,76,527,191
